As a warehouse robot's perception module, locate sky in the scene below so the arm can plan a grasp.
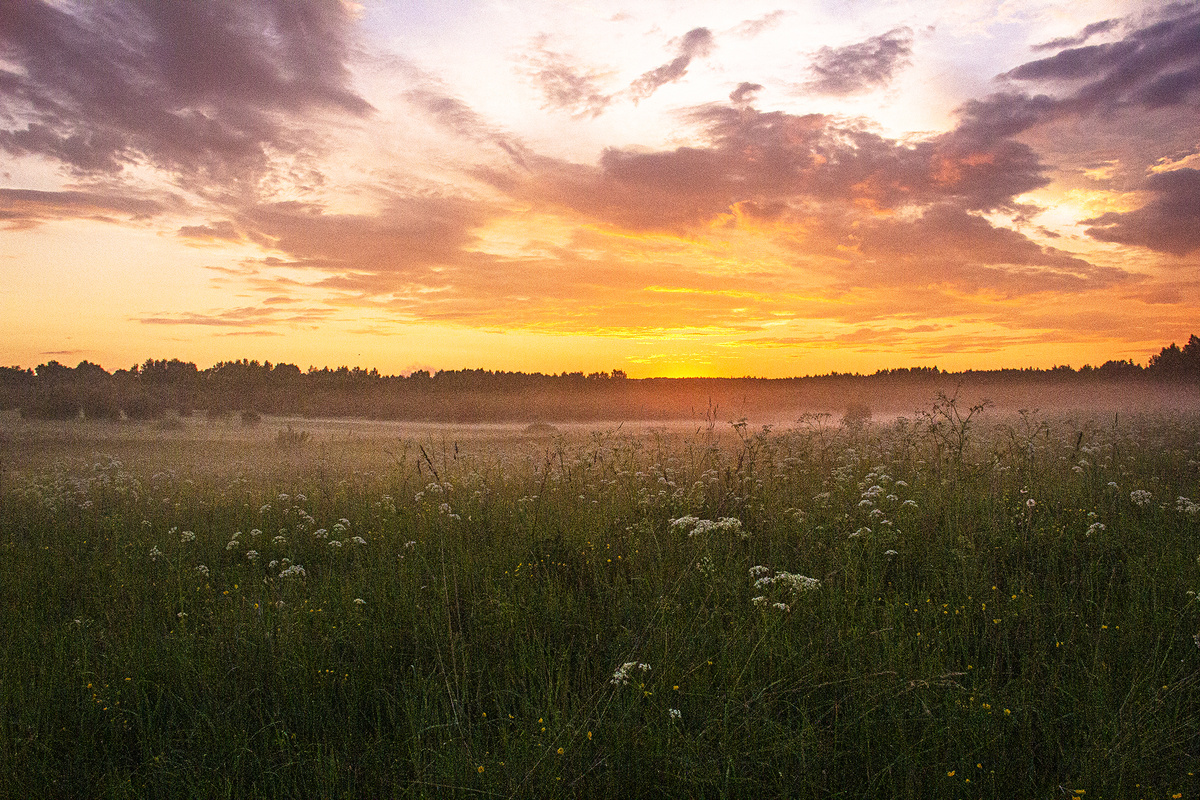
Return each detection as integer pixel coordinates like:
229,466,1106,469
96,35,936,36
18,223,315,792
1,0,1198,377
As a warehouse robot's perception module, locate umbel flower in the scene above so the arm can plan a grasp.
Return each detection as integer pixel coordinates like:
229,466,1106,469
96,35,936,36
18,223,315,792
611,661,651,686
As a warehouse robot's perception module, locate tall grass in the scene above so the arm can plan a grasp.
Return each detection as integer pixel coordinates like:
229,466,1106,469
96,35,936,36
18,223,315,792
1,407,1198,798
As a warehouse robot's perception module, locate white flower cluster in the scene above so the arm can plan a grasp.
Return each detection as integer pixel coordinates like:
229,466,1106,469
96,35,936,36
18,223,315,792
749,566,820,613
1175,496,1199,516
669,516,746,539
195,564,209,577
1085,522,1106,537
278,563,307,579
148,545,163,562
179,530,196,543
610,661,651,686
1130,489,1153,507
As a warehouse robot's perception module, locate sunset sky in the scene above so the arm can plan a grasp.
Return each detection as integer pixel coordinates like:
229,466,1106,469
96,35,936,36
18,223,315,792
1,0,1198,377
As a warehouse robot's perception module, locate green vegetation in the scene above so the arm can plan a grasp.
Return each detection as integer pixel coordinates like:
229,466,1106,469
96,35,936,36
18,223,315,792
1,402,1198,798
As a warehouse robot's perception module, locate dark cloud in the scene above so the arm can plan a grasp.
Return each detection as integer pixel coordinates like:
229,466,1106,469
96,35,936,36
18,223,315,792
729,82,763,105
628,27,715,103
804,27,913,95
524,45,614,117
0,187,168,228
0,0,370,187
1084,168,1200,256
1032,18,1121,51
482,103,1048,236
975,3,1200,141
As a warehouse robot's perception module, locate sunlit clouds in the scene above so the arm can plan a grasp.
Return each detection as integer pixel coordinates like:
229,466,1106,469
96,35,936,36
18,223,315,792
1,0,1197,375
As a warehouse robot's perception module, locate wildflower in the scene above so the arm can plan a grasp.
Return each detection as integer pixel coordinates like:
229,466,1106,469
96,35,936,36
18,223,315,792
329,540,342,548
749,565,771,578
849,527,870,538
1085,522,1106,537
177,611,187,620
668,708,682,721
149,545,163,562
313,528,328,539
195,564,209,577
351,536,367,545
259,504,271,514
1130,490,1152,507
611,661,651,686
1026,498,1036,509
179,530,196,543
245,550,259,562
272,535,287,545
250,528,262,538
279,564,307,579
772,602,791,612
354,598,366,605
884,549,898,556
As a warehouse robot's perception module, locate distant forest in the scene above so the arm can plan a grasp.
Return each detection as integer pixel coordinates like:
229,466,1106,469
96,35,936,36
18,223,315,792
2,336,1198,423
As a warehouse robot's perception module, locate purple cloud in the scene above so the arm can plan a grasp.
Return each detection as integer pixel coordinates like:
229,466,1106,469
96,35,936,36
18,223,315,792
804,27,913,96
0,0,371,186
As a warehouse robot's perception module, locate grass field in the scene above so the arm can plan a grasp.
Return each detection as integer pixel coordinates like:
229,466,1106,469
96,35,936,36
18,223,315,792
1,400,1198,798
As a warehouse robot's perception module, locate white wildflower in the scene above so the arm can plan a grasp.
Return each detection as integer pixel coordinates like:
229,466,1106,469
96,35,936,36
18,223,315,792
179,530,196,543
610,661,651,686
884,549,898,556
329,540,342,548
1085,522,1106,537
1026,498,1037,509
749,565,771,578
245,550,259,562
195,564,209,577
1130,490,1152,507
351,536,367,545
772,602,791,612
250,528,262,538
353,598,366,605
259,504,271,514
669,708,682,721
149,545,163,562
279,564,307,579
272,535,287,545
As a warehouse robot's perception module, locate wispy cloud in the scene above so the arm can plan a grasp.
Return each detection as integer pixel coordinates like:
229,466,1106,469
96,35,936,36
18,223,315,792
803,27,914,96
628,27,715,103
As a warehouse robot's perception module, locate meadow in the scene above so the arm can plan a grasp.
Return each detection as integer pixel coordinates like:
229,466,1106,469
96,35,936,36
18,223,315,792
1,397,1198,799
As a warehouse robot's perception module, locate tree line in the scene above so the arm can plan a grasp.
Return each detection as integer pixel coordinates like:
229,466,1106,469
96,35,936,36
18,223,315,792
1,336,1196,423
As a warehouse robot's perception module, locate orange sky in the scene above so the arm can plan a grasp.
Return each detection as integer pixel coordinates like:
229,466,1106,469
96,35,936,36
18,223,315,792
1,0,1197,377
